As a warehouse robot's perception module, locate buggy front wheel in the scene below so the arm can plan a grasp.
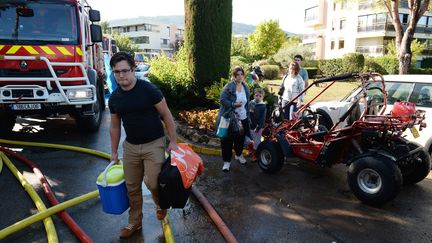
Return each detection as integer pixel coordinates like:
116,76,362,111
348,155,402,206
256,141,284,174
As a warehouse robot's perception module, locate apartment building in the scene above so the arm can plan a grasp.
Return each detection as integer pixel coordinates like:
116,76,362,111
108,17,184,60
303,0,432,65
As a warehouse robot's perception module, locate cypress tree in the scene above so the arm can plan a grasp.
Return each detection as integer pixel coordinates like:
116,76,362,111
184,0,232,96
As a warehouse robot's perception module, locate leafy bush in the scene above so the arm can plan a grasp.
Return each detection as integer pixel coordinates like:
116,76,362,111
342,53,365,73
410,67,432,74
261,65,279,80
205,78,230,106
421,58,432,68
178,109,219,131
374,56,399,74
273,45,314,69
364,58,388,74
231,56,249,73
148,47,194,105
318,58,344,76
305,67,319,78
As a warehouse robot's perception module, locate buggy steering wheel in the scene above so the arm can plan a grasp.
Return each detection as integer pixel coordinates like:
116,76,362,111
301,108,317,128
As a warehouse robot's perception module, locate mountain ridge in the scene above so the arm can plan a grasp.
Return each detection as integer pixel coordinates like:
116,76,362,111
109,15,295,36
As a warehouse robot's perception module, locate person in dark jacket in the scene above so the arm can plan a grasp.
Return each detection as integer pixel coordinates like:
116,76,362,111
215,66,251,172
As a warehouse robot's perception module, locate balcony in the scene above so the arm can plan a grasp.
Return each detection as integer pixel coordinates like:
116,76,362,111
356,45,384,55
357,23,386,32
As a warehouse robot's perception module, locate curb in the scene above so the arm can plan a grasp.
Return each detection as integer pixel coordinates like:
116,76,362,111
176,136,222,155
176,136,249,156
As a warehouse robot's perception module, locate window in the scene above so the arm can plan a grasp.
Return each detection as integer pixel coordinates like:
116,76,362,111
305,6,319,22
410,84,432,107
331,41,335,50
340,19,346,29
358,13,387,32
123,26,130,33
386,82,415,104
161,39,168,45
133,36,150,44
341,0,348,9
339,39,345,49
332,19,337,30
143,24,152,31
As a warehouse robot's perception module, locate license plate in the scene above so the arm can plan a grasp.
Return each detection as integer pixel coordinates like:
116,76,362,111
11,103,41,110
410,126,420,139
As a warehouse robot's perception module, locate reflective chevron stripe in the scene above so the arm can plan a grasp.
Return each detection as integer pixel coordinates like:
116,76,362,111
40,46,56,55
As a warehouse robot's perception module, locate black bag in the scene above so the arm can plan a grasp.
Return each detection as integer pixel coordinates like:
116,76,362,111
277,74,287,96
228,112,243,136
158,156,191,209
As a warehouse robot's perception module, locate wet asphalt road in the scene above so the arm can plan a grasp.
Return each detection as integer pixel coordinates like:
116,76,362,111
1,110,432,243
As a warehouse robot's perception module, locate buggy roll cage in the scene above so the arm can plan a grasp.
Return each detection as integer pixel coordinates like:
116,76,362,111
277,72,388,129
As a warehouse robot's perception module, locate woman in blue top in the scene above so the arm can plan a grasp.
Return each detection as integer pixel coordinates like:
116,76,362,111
215,66,251,172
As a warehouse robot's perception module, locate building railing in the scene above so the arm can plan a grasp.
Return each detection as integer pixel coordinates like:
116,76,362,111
357,23,386,32
358,0,408,10
355,45,384,54
303,33,316,40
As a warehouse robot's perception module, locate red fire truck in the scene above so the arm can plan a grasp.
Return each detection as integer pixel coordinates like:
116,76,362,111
0,0,105,135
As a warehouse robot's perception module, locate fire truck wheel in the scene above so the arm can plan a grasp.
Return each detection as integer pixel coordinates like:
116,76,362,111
0,112,16,136
398,143,431,185
76,101,102,132
98,78,106,111
256,141,284,174
348,155,402,206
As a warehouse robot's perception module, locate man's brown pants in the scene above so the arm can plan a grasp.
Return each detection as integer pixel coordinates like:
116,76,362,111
122,137,165,225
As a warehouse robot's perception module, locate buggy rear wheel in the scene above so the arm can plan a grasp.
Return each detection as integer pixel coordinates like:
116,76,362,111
256,141,284,174
399,144,431,185
348,155,402,206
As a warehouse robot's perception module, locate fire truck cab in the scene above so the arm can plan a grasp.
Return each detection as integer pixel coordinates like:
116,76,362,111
0,0,105,135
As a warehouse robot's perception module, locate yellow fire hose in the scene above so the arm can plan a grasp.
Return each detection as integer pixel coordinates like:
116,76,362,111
0,189,99,239
0,152,58,243
0,139,175,242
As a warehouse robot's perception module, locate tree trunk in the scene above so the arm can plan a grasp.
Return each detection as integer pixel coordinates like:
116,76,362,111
398,52,411,74
184,0,232,97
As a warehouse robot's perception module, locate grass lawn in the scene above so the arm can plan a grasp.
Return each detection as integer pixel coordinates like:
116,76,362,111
264,79,360,102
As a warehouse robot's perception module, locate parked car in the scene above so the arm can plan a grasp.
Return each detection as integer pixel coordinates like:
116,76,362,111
310,75,432,156
135,63,151,81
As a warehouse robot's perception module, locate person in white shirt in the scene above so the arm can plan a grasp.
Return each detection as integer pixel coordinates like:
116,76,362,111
278,61,305,120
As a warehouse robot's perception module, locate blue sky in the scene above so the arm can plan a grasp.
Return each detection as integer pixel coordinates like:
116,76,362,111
91,0,308,34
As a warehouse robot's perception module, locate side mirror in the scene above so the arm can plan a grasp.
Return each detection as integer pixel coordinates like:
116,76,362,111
90,24,102,43
16,7,34,17
89,9,100,22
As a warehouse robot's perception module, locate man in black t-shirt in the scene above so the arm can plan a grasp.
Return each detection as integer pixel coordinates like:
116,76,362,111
108,52,178,239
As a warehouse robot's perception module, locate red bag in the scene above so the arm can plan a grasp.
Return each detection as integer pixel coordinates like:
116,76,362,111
170,143,204,189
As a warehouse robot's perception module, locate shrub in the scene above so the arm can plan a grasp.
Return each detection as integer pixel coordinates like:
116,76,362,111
342,53,365,73
364,58,388,74
231,56,249,73
305,67,319,78
148,46,194,105
205,78,230,106
410,67,432,74
374,56,399,74
261,65,280,80
421,58,432,68
318,58,344,76
178,109,219,131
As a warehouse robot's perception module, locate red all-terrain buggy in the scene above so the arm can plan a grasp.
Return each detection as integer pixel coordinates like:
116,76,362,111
257,72,430,206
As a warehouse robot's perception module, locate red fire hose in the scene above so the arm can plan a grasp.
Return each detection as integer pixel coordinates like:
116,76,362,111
0,147,93,243
191,186,238,243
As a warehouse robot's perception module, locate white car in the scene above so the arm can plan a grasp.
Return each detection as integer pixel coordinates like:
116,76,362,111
311,75,432,155
135,63,151,81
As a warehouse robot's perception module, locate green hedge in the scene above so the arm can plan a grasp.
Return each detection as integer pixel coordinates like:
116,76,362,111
305,67,319,78
421,58,432,68
410,67,432,74
261,65,280,79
